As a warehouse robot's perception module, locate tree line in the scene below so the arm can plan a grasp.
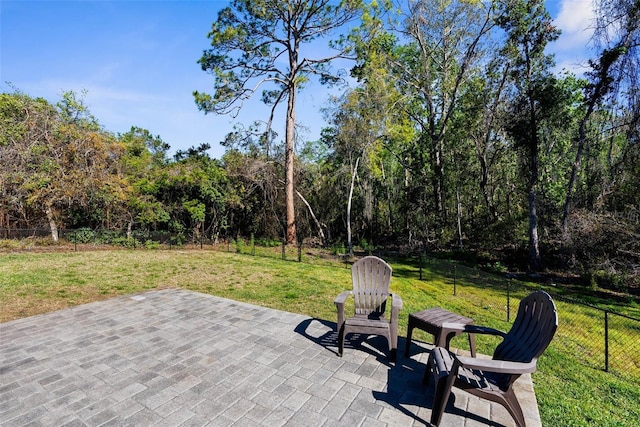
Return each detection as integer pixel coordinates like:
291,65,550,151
1,0,639,289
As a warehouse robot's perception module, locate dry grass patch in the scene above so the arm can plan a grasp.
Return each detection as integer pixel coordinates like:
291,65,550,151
0,249,352,322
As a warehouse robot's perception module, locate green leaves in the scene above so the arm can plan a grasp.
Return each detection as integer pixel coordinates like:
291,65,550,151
195,0,362,115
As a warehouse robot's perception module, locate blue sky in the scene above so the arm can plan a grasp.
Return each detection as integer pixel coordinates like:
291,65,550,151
1,0,596,159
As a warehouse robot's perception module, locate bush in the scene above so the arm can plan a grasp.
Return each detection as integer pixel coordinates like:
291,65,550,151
0,239,20,249
255,238,281,247
111,237,138,248
28,236,59,246
169,234,185,246
145,240,160,250
96,230,123,245
484,261,508,274
565,209,639,293
331,243,347,255
68,228,96,244
585,269,630,293
359,239,373,253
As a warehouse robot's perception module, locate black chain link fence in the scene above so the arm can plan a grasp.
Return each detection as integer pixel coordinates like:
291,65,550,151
2,228,638,377
424,258,640,379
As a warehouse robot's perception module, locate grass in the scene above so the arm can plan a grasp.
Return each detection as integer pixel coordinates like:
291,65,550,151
1,248,638,426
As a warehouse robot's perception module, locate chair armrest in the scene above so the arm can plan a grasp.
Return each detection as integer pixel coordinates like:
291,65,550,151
391,293,403,311
334,290,352,306
334,291,351,330
454,354,538,374
441,323,507,338
389,293,402,324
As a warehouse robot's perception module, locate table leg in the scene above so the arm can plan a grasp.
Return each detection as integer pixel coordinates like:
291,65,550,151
405,320,414,356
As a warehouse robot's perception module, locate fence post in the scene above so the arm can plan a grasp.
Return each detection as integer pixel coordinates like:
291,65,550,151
605,310,609,372
453,263,457,296
298,241,302,262
507,279,511,322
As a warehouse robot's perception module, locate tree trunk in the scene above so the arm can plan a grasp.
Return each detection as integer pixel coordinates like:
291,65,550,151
431,134,445,221
45,205,59,242
561,119,587,234
477,149,496,219
295,189,326,246
528,143,542,271
476,63,509,220
285,84,297,245
456,187,463,249
347,157,360,255
380,161,394,230
528,187,541,271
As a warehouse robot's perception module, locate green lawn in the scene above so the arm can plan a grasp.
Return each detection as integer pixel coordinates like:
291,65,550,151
1,249,638,426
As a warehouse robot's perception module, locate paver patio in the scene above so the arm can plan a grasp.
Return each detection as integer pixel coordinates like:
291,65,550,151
0,289,541,426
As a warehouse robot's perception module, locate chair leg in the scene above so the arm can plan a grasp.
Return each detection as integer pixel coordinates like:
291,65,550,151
381,332,396,363
423,351,434,385
430,370,456,426
338,324,345,357
390,330,398,363
501,387,526,427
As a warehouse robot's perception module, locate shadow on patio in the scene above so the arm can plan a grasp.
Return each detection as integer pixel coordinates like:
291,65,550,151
0,289,539,426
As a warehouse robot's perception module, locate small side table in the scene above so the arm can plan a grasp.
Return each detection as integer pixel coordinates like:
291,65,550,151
405,307,476,357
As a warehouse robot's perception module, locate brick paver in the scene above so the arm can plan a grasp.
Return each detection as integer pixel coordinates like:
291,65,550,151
0,289,540,426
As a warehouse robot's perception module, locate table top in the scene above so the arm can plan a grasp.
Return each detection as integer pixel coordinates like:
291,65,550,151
409,307,473,326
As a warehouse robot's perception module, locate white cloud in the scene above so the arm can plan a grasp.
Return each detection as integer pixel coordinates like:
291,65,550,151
554,0,596,37
551,0,597,73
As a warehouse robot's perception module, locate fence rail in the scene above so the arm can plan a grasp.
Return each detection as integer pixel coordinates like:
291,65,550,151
2,228,638,377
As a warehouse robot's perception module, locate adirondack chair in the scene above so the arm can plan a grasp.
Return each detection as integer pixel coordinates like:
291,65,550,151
426,290,558,427
334,256,402,362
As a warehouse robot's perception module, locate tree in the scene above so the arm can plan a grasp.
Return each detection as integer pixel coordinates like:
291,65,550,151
497,0,561,271
118,127,171,236
561,0,640,232
0,92,57,230
194,0,362,244
222,149,283,239
390,0,497,241
0,90,125,240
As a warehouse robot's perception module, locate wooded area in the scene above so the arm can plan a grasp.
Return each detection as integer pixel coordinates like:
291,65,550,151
1,0,639,290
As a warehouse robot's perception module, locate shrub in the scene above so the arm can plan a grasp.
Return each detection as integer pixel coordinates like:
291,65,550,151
564,209,639,294
359,239,373,253
255,238,281,247
145,240,160,250
586,269,630,293
96,230,122,244
331,243,347,255
0,239,20,249
111,237,138,248
68,228,95,244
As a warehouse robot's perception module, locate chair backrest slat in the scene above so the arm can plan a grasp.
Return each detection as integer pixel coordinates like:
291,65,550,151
486,291,557,390
352,256,392,315
494,291,558,363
